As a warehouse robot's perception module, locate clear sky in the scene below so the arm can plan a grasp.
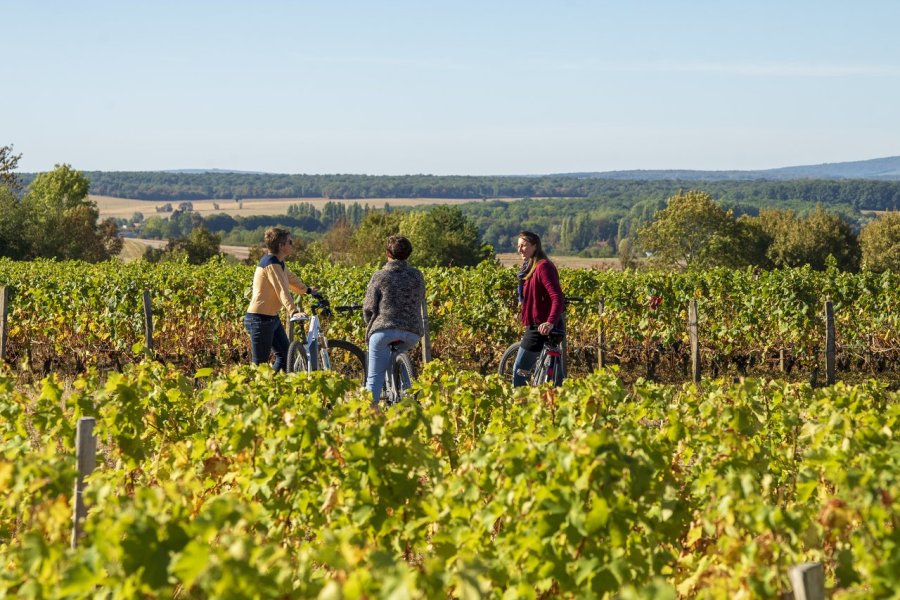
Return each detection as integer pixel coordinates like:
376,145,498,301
4,0,900,175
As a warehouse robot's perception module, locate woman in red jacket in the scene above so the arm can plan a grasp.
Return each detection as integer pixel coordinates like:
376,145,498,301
512,231,565,387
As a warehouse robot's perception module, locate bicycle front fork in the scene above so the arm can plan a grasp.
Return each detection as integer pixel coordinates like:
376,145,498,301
546,349,562,381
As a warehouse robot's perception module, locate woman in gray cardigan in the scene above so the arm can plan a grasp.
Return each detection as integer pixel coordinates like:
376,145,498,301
363,235,426,405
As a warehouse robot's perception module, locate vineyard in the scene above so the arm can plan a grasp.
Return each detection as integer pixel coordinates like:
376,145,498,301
0,258,897,382
2,362,898,597
1,259,898,597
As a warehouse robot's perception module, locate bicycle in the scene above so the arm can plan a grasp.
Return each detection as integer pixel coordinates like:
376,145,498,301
339,306,418,406
286,293,367,384
497,296,585,386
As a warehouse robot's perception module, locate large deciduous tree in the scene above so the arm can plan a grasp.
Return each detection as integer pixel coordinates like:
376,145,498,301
349,211,404,265
637,190,743,270
322,205,492,267
22,164,121,261
167,225,221,264
754,206,860,271
734,214,774,269
859,211,900,272
401,205,493,267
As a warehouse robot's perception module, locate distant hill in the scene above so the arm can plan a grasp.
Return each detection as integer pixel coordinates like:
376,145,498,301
13,156,900,211
164,156,900,180
559,155,900,181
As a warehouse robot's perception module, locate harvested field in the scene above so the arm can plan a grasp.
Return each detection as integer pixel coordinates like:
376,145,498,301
495,253,621,270
119,237,250,262
93,195,518,220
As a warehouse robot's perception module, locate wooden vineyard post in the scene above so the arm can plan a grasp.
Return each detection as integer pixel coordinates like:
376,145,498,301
71,417,97,548
824,299,835,386
788,562,825,600
142,290,154,353
597,298,606,369
420,298,432,364
688,299,700,383
0,286,8,363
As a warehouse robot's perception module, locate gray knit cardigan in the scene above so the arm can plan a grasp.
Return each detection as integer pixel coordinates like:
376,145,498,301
363,260,426,341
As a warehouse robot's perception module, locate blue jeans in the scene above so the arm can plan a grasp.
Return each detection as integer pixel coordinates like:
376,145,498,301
366,329,420,404
512,346,541,387
244,313,290,372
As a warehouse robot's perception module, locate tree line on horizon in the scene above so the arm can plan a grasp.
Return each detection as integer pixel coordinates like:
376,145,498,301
13,170,900,211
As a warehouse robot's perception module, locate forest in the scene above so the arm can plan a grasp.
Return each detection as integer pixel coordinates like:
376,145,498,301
16,170,900,211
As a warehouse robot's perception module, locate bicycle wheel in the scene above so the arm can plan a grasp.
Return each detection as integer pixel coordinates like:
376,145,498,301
384,352,416,405
394,352,415,388
498,342,520,379
322,339,366,384
287,341,307,374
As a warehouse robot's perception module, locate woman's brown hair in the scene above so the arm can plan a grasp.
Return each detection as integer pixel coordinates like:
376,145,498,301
386,235,413,261
518,230,549,279
264,227,291,254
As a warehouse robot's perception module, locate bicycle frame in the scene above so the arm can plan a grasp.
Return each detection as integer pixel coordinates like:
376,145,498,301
289,292,327,373
521,338,563,386
305,315,322,371
539,340,564,385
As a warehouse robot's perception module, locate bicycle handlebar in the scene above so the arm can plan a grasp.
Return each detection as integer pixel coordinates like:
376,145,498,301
297,292,363,317
335,304,363,312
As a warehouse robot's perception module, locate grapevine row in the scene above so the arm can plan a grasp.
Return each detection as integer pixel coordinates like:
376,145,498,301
0,258,896,380
1,362,898,597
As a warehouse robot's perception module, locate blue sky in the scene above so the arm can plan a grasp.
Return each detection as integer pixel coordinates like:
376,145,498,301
4,1,900,175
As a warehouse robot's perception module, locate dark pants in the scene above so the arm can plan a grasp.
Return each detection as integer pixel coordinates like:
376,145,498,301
513,318,566,387
244,313,290,371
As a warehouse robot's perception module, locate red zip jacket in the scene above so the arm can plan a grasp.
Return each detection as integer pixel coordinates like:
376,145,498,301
519,260,564,327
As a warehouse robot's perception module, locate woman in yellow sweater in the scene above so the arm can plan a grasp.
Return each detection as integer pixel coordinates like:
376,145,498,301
244,227,316,371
